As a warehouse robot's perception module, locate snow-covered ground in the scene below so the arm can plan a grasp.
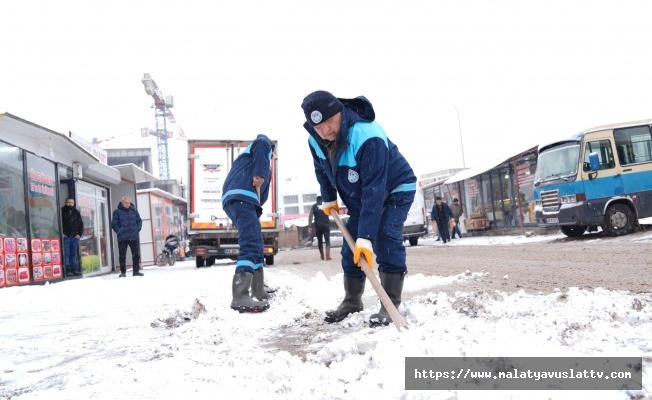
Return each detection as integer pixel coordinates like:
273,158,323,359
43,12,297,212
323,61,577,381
1,232,651,400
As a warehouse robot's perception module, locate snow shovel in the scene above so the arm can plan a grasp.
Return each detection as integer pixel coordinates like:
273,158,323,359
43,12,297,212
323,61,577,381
329,209,408,331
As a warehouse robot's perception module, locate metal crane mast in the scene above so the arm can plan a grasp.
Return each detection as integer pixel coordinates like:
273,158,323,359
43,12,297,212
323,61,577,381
141,73,187,179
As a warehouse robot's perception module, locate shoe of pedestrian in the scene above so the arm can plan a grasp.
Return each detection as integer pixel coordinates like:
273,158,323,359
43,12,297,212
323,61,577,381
119,273,126,278
133,272,144,276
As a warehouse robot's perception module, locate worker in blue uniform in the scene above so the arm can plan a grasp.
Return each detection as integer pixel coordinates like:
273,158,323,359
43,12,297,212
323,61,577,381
301,91,417,327
222,134,275,313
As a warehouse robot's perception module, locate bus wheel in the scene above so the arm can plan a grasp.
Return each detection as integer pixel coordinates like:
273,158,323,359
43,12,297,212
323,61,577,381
603,204,634,236
560,225,587,237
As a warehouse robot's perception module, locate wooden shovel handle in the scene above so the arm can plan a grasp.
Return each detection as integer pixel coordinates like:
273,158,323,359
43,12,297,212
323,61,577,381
329,209,407,331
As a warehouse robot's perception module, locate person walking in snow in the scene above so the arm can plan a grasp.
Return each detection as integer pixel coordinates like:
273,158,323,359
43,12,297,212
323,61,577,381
111,196,143,277
61,198,84,276
431,197,452,244
222,134,275,313
308,196,332,260
301,90,417,327
449,198,463,239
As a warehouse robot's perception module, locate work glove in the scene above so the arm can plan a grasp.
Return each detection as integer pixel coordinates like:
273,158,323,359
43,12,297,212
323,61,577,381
353,238,374,268
321,200,339,216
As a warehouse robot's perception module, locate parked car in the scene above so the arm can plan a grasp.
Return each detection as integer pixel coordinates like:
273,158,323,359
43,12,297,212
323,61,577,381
313,229,344,247
402,188,428,246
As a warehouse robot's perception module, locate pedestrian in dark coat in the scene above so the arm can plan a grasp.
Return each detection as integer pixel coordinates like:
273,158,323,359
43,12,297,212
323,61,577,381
431,197,452,244
222,134,275,313
61,198,84,276
301,90,417,328
111,196,143,277
308,196,332,260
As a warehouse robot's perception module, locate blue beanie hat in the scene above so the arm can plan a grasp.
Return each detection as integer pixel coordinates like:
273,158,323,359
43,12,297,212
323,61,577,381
301,90,343,126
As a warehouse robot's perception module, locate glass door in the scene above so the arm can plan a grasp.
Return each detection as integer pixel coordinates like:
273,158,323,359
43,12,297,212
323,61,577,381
77,182,111,276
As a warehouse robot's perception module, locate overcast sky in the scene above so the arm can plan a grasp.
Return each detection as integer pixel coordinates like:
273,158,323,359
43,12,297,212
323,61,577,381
2,0,652,186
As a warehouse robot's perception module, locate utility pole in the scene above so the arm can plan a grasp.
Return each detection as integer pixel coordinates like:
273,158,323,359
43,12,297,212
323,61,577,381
455,106,466,169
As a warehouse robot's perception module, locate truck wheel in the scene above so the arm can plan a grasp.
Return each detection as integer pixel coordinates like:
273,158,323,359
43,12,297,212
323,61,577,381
265,255,274,266
205,257,215,267
196,256,205,268
560,226,587,237
408,236,419,246
603,203,634,236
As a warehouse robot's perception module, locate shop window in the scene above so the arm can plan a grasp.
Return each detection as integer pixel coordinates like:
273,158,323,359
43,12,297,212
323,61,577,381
0,142,27,238
26,153,62,282
515,157,537,224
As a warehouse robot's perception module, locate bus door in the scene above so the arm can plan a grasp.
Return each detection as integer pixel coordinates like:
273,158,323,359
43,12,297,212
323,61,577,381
579,134,624,209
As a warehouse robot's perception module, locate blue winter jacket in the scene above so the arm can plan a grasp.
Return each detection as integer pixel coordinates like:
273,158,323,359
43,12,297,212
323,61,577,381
222,134,274,210
111,202,143,242
303,97,416,241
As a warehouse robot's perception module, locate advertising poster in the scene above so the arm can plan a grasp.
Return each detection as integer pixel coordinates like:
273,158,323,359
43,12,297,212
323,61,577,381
3,237,18,286
31,238,62,282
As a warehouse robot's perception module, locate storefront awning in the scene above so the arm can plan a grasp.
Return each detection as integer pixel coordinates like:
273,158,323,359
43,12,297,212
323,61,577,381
113,164,159,184
0,113,121,186
137,188,186,203
444,144,538,184
85,163,121,185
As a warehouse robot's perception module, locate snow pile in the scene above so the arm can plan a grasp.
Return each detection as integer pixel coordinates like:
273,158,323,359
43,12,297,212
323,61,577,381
0,234,650,400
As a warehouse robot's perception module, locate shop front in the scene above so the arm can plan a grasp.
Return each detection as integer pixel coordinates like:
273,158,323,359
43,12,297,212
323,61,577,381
442,145,539,235
0,113,121,287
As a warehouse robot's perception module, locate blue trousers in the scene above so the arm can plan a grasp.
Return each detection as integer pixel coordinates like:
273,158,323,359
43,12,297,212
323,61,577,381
223,201,263,274
63,236,79,272
341,190,414,277
451,222,462,238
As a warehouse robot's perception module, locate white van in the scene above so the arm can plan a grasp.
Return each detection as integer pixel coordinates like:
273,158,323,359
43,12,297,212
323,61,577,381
402,188,428,246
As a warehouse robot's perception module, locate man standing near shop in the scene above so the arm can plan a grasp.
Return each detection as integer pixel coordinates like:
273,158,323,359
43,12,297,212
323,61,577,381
61,198,83,276
111,196,143,277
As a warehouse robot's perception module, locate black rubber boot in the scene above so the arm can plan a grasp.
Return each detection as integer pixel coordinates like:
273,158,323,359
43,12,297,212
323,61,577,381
324,275,365,323
231,271,269,313
251,267,270,301
369,271,406,328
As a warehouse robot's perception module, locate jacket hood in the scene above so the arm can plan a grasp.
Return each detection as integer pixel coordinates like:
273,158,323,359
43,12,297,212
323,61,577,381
340,96,375,126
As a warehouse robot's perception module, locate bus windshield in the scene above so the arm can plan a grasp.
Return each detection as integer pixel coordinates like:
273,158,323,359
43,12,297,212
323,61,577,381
534,143,580,184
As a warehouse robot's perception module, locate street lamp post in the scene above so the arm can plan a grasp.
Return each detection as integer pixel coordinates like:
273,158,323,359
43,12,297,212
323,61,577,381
455,106,466,169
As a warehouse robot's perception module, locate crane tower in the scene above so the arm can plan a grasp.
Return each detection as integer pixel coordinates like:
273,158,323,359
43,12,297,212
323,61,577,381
141,73,183,180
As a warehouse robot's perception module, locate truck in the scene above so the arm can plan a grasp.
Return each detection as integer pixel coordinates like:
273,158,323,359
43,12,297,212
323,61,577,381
401,186,428,246
187,139,279,267
533,119,652,237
